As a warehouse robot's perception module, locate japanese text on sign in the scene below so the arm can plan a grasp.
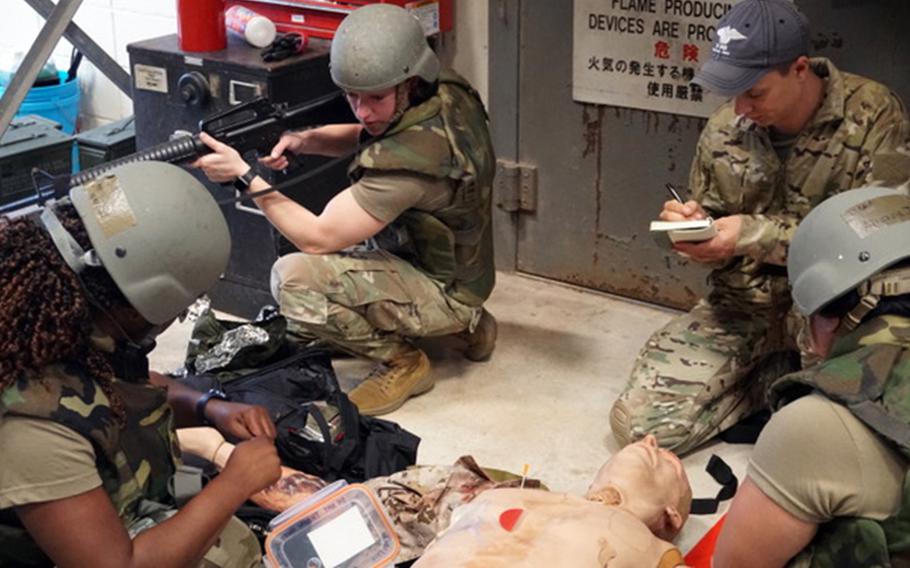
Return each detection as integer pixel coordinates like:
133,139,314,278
573,0,745,117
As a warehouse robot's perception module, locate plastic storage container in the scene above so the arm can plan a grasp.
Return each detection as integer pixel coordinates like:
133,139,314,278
0,71,80,134
265,481,399,568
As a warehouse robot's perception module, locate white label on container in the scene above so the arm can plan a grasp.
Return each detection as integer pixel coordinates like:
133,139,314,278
406,1,440,35
133,64,168,93
184,56,204,67
291,14,305,23
308,507,376,568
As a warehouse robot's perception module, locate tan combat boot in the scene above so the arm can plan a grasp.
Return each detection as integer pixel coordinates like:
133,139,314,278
460,309,497,361
348,347,432,416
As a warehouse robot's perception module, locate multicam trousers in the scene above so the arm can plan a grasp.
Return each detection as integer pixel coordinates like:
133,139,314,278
271,249,479,362
610,299,800,455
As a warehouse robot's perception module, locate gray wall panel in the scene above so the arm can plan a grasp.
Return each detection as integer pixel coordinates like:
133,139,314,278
492,0,910,309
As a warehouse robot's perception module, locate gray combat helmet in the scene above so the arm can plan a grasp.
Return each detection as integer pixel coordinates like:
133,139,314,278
43,162,230,325
788,186,910,317
330,4,439,92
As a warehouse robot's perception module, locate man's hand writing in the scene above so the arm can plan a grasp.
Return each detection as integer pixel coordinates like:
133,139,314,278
673,215,741,263
660,199,708,222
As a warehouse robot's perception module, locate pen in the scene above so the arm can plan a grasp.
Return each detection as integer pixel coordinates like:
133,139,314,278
665,183,685,205
665,183,713,222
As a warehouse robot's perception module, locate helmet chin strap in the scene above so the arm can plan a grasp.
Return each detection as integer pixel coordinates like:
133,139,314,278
842,266,910,330
40,201,102,274
385,81,412,129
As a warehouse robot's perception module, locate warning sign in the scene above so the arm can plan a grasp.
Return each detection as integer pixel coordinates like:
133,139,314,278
573,0,746,117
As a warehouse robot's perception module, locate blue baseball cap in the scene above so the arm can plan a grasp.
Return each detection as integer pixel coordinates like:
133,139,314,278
693,0,810,97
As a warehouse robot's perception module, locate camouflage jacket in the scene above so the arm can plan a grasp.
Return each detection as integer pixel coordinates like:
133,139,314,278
0,352,178,566
768,315,910,567
350,70,496,307
691,58,909,311
871,144,910,191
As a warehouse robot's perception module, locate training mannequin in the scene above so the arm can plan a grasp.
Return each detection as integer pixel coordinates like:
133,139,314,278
415,435,692,567
178,427,325,512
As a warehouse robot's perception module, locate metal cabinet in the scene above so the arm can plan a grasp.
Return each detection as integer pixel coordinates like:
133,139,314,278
128,34,353,317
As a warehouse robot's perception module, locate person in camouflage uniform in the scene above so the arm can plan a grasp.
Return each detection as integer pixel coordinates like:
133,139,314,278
611,0,910,454
195,4,497,416
0,163,280,567
713,186,910,567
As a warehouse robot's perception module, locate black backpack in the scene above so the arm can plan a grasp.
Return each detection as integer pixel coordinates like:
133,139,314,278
178,309,420,482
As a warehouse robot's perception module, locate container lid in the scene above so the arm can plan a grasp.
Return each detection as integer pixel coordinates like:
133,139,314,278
76,116,136,146
0,120,71,159
265,482,399,568
10,114,62,131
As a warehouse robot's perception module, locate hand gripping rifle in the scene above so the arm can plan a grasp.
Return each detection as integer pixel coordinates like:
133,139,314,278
26,90,351,208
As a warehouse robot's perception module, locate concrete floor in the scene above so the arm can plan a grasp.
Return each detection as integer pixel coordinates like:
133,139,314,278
150,271,753,553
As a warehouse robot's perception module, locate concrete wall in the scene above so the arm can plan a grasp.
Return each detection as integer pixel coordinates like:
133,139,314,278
446,0,489,104
0,0,178,129
0,0,490,130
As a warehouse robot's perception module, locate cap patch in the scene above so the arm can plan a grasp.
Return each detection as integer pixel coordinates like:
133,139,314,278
713,26,748,56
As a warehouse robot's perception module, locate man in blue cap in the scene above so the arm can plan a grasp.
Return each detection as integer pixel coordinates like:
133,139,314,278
611,0,910,454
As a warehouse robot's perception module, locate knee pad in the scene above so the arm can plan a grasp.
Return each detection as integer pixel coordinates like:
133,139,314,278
271,253,326,302
610,398,684,450
610,399,634,448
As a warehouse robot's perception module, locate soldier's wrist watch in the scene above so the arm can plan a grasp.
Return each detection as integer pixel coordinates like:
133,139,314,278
196,388,228,425
233,166,256,192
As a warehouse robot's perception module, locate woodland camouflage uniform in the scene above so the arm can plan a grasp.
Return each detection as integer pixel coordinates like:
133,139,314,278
274,70,496,362
769,315,910,567
0,346,260,567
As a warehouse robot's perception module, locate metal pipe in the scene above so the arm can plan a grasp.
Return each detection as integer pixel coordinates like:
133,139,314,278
0,0,84,138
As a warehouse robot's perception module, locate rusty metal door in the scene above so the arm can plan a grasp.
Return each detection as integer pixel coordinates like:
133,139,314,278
489,0,910,310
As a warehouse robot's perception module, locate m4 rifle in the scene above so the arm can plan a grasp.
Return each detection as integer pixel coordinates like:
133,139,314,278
20,90,351,211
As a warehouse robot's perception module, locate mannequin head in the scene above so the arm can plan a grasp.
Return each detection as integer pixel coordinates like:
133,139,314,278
585,435,692,540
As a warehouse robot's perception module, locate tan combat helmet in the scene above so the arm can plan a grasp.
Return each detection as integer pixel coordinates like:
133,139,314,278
788,186,910,328
41,161,230,325
330,4,439,92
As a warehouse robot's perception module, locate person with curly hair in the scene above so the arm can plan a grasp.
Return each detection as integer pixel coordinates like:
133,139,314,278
0,162,281,568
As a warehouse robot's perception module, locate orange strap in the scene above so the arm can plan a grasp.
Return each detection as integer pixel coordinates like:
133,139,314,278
683,514,727,568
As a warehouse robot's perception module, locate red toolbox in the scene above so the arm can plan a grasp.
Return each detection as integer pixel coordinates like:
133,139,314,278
224,0,452,40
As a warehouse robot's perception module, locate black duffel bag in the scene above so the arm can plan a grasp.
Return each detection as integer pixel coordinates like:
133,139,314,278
178,308,420,482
